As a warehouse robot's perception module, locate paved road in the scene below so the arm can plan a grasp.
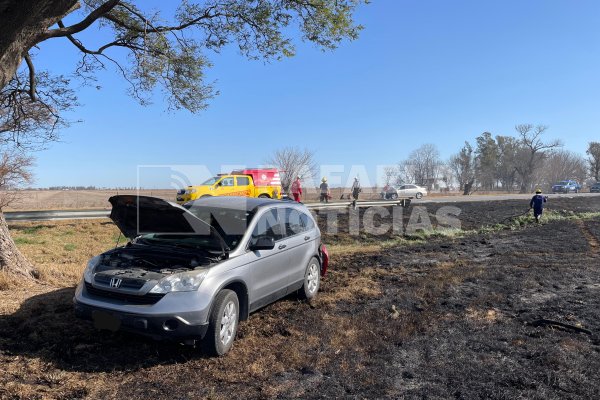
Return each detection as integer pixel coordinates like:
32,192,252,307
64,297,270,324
414,192,600,204
4,193,599,222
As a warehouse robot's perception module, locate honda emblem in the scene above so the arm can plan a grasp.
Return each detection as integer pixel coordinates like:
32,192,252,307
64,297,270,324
109,278,122,288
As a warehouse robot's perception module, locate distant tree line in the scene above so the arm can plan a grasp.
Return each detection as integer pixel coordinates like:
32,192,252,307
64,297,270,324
386,124,600,194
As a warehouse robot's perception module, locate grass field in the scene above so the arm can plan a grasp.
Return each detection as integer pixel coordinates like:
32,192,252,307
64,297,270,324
1,198,600,399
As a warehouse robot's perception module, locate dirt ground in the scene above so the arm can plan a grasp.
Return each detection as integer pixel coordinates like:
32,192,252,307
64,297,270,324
1,197,599,399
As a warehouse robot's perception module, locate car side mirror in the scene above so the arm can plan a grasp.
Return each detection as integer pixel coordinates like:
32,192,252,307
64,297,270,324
249,236,275,251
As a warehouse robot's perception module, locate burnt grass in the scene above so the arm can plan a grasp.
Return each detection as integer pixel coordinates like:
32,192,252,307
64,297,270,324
1,197,600,399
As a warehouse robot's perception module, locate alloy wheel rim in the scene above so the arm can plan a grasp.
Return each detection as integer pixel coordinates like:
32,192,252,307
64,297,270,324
307,263,319,294
219,301,237,345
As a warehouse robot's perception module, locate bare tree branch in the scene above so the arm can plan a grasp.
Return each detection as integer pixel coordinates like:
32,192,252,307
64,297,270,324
40,0,121,41
23,53,36,102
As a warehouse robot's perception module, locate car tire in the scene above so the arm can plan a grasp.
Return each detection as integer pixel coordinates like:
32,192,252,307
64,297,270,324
203,289,239,356
390,193,398,200
415,192,423,199
300,257,321,300
258,194,270,198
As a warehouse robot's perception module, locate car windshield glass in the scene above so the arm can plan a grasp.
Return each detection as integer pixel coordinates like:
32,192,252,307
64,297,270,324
557,181,568,185
136,234,223,253
200,177,219,185
183,204,255,250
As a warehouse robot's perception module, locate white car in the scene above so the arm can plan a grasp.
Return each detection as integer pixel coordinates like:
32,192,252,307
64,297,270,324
381,184,428,199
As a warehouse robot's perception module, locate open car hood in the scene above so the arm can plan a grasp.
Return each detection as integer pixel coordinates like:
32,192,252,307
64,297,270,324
108,195,229,253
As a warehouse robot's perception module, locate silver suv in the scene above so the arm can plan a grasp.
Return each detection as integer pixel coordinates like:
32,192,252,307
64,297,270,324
74,195,329,356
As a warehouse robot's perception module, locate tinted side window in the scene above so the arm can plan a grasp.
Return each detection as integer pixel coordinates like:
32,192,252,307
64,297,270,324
300,212,315,231
237,177,250,186
284,208,305,236
251,209,284,241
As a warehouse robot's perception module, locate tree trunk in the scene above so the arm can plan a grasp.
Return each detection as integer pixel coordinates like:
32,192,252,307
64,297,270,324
0,0,77,89
0,212,37,278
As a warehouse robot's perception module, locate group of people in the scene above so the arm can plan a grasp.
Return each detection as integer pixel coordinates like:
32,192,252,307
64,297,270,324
290,176,361,203
292,176,548,223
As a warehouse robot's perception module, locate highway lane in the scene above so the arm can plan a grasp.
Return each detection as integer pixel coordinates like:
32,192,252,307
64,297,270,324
4,193,599,222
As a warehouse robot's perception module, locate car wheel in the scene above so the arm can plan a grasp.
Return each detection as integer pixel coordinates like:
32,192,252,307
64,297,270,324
390,193,398,200
258,194,270,198
300,257,321,300
415,192,423,199
203,289,239,356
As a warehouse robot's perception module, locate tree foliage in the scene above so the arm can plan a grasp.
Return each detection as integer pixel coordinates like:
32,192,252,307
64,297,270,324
587,141,600,182
0,0,365,154
448,141,475,194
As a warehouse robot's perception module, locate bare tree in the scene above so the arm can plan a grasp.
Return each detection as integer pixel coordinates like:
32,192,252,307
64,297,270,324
448,142,476,195
513,124,562,193
587,142,600,182
382,166,397,186
266,147,317,193
399,144,441,190
540,150,587,188
0,151,36,278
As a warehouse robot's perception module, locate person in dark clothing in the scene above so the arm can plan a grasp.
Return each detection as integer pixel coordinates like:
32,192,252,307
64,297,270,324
319,177,330,203
529,188,547,223
351,177,361,201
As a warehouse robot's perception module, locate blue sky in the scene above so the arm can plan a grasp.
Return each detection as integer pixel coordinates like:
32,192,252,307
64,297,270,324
28,0,600,188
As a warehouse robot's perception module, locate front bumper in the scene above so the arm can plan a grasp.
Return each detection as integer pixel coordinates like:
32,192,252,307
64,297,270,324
74,300,209,340
73,282,209,341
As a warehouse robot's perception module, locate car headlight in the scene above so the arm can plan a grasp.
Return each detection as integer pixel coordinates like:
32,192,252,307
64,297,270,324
149,270,208,293
185,188,197,195
83,255,101,283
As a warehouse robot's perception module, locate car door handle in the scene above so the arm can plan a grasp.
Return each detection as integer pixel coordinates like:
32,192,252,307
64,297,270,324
278,244,287,250
304,236,311,241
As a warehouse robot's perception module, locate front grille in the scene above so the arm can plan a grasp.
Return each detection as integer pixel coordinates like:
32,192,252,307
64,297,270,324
94,274,146,290
84,282,165,305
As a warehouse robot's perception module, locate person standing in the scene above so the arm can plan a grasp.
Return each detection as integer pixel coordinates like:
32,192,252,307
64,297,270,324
351,177,361,201
529,188,547,223
291,176,303,202
319,177,330,203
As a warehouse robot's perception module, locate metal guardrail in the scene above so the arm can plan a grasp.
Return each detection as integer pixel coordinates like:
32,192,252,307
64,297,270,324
4,199,412,222
4,209,111,222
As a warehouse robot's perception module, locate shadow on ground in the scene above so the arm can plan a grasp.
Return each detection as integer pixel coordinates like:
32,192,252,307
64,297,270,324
0,287,208,373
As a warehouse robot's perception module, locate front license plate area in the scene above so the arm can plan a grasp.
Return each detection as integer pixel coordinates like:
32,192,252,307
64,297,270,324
92,310,121,332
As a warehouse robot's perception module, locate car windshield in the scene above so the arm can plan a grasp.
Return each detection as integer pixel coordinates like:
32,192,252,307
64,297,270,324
136,233,224,253
183,204,256,250
200,177,220,185
557,181,569,185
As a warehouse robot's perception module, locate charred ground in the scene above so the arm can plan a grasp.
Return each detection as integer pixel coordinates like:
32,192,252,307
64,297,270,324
1,196,599,399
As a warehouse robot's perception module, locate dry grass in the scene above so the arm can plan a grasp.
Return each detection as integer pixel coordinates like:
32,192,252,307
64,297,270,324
6,219,119,288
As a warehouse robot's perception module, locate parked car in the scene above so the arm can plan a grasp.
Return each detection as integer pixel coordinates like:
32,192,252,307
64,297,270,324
381,184,428,199
551,180,582,193
74,195,328,356
590,182,600,193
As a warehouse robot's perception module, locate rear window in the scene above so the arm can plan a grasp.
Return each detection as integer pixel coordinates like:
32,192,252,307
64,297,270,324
237,177,250,186
284,208,315,236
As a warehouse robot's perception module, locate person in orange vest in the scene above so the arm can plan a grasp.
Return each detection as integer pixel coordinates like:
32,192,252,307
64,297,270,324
291,176,303,202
